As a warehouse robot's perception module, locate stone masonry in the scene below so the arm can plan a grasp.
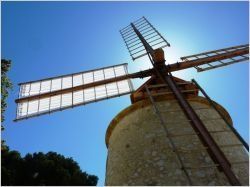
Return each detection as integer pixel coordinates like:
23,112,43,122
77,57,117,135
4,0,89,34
105,96,249,185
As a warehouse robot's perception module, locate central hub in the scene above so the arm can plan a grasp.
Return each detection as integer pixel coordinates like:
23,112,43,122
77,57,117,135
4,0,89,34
152,48,165,65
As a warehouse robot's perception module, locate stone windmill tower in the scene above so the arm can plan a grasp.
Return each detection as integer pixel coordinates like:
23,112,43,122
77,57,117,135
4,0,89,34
105,77,249,186
15,17,249,185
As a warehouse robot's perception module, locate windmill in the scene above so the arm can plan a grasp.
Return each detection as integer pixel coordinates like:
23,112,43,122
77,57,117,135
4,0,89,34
15,17,249,186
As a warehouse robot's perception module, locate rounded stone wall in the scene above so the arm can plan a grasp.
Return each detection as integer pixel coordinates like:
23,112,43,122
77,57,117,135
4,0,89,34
105,97,249,185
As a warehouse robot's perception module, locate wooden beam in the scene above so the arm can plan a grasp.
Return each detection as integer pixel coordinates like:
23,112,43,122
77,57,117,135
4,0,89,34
16,69,154,103
167,47,249,72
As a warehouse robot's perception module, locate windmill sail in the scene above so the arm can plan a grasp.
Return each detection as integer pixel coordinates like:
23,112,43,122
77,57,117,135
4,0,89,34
15,63,134,121
163,44,249,73
180,44,249,72
120,17,170,61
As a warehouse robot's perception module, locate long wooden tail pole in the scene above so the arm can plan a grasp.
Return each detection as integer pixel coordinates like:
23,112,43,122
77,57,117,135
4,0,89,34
162,72,241,185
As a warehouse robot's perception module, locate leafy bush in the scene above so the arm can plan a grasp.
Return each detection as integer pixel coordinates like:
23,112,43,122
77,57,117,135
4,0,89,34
1,147,98,186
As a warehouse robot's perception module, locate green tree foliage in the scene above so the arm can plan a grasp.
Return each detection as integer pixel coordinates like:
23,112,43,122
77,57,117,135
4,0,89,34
1,59,13,150
1,59,13,124
1,147,98,186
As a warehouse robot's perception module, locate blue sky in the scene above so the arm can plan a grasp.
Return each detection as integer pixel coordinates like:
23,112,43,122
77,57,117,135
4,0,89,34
2,2,249,185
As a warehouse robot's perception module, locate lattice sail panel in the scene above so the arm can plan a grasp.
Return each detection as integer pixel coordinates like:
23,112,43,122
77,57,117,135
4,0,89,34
180,44,249,72
120,17,170,60
15,64,134,121
18,63,129,98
